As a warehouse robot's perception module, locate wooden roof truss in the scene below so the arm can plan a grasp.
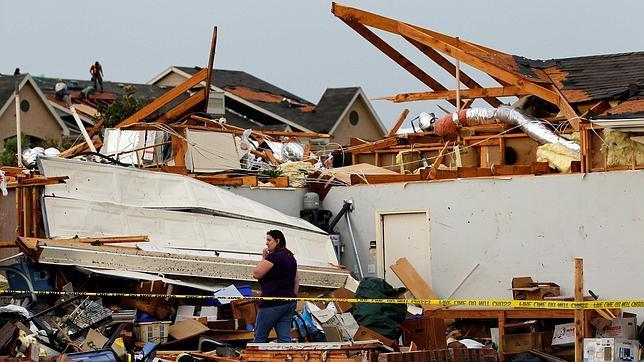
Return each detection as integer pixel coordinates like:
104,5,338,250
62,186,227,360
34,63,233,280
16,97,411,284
331,3,579,130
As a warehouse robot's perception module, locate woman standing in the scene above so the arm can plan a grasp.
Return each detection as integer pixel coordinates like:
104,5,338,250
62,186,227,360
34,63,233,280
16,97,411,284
252,230,299,343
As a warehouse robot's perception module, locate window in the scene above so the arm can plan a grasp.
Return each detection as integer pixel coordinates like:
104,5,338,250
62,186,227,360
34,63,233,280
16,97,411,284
349,110,359,126
20,100,30,112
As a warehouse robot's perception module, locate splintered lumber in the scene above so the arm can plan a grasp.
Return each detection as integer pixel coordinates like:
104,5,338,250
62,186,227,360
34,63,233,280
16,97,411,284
345,137,398,154
350,173,421,185
390,257,441,311
386,108,409,137
58,135,102,158
426,141,450,180
195,174,258,187
157,88,207,123
18,235,149,246
6,176,69,189
574,258,584,362
156,351,238,362
117,68,208,127
391,86,527,103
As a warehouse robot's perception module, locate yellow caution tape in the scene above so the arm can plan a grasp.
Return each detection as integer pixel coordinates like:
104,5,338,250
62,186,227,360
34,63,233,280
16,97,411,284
2,289,643,310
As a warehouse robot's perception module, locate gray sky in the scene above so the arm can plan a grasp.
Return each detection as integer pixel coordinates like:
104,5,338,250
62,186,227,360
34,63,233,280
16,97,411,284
1,0,642,127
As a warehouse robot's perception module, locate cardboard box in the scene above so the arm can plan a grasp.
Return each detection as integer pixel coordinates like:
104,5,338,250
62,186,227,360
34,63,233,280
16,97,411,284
330,287,354,313
353,326,396,348
231,299,258,326
323,313,359,341
169,319,209,340
134,321,171,343
552,322,576,346
403,317,447,350
503,332,543,354
511,277,560,300
583,338,640,362
595,317,637,340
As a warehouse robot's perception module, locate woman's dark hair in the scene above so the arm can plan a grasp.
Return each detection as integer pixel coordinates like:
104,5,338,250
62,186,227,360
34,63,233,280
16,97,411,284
267,230,293,257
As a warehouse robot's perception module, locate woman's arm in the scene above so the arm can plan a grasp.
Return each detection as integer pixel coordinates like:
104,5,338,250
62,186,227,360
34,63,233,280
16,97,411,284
253,260,273,279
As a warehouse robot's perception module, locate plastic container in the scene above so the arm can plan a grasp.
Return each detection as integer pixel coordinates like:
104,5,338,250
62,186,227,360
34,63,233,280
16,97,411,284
303,192,320,210
66,349,119,362
6,260,53,295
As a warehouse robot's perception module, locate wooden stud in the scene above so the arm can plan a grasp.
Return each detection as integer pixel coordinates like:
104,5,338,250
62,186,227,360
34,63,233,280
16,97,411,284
157,89,207,123
116,68,208,127
340,19,459,108
391,86,527,103
406,38,503,107
16,185,23,237
31,186,38,237
397,23,562,106
498,311,505,359
170,134,187,168
19,235,149,245
332,3,510,57
389,257,441,311
574,258,584,362
350,173,421,184
386,108,410,137
427,141,450,180
345,137,398,154
204,26,218,112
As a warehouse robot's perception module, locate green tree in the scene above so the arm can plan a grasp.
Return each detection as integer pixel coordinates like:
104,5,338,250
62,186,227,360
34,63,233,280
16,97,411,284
0,134,32,166
96,85,151,128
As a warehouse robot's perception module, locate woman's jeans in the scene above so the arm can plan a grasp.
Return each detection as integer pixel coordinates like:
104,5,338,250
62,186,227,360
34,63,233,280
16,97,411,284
253,302,296,343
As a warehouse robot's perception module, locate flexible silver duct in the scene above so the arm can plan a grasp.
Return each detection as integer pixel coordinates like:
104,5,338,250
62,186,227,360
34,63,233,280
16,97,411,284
428,106,580,155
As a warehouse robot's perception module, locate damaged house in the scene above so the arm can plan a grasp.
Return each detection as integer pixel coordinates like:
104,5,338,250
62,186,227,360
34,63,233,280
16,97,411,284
149,66,387,144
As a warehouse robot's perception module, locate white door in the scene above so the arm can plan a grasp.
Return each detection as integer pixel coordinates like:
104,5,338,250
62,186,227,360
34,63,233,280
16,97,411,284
378,211,431,289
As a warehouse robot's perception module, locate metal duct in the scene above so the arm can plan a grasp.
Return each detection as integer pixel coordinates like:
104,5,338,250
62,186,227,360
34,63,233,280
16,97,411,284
428,106,580,155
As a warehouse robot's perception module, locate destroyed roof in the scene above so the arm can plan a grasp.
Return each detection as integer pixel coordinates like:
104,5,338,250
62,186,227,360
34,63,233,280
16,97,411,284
32,76,169,100
177,67,317,130
516,51,644,104
176,67,374,133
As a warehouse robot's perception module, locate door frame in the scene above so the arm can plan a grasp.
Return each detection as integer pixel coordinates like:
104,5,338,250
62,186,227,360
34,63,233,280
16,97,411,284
375,209,431,282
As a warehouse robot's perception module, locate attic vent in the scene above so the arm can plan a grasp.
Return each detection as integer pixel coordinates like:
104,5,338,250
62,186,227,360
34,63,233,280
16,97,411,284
207,90,225,116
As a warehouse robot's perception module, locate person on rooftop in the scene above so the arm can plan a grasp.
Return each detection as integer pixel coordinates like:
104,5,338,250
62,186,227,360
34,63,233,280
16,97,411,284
54,79,71,107
90,61,104,92
13,68,20,75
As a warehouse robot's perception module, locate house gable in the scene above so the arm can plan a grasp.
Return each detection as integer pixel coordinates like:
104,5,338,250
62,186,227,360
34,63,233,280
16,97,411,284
330,93,386,145
0,78,65,149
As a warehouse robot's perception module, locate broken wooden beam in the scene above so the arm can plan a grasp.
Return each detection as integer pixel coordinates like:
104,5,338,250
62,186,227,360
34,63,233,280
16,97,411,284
350,173,421,185
390,86,528,103
117,68,208,127
18,235,149,246
195,174,259,187
385,108,409,137
390,257,441,311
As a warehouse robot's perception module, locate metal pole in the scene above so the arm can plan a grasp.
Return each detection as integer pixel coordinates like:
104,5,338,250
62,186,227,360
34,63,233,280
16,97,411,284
69,106,97,153
344,203,363,279
455,37,461,110
15,80,23,167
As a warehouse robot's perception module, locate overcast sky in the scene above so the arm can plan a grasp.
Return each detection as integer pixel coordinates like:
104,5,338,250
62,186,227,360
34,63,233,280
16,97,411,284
1,1,642,127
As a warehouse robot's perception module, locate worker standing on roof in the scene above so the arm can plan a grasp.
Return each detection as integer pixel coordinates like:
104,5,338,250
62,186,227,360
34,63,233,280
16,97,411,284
252,230,299,343
13,68,20,75
90,61,103,92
